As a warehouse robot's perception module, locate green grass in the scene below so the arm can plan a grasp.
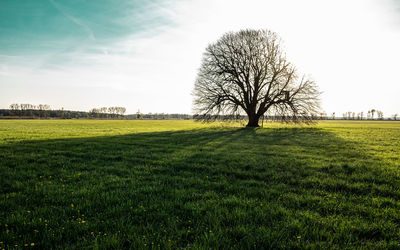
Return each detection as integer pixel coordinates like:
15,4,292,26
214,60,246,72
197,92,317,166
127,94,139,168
1,120,400,249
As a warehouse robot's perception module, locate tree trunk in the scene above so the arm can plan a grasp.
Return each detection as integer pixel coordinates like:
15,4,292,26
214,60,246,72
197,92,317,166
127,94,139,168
246,114,260,127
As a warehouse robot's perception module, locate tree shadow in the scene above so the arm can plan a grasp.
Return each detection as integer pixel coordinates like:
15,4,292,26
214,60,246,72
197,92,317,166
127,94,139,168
1,127,399,248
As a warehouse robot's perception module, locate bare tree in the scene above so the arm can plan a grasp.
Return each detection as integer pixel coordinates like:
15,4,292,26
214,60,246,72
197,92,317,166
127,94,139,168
100,107,108,114
377,110,384,120
370,109,376,120
90,106,126,118
119,107,126,115
393,114,398,121
193,29,321,127
9,104,20,110
90,108,100,114
136,109,143,119
37,104,51,111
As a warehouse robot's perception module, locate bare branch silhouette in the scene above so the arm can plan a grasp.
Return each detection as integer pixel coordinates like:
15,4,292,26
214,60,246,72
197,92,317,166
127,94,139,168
193,29,321,127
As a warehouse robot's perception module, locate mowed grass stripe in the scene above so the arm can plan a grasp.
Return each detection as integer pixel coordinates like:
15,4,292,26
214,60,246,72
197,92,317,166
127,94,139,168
1,120,400,248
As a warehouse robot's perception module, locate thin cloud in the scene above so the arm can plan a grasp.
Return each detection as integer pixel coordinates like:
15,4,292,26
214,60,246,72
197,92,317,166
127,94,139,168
48,0,95,41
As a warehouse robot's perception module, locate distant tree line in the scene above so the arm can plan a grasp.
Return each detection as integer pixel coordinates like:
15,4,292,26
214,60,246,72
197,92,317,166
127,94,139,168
126,112,192,120
1,108,88,119
0,103,193,120
89,107,126,118
0,104,128,119
1,103,398,121
327,109,397,120
266,110,397,121
5,103,56,118
193,111,399,122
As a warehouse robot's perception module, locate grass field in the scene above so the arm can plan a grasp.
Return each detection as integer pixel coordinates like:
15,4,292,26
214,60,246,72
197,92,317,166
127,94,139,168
1,120,400,249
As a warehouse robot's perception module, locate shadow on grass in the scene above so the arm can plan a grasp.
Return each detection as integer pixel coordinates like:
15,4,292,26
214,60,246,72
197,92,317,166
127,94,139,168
1,127,400,248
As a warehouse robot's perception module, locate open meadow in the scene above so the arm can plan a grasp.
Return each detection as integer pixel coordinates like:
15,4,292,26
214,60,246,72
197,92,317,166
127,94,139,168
1,120,400,249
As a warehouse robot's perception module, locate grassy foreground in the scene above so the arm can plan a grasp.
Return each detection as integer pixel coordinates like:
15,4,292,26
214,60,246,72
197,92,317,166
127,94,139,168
1,120,400,249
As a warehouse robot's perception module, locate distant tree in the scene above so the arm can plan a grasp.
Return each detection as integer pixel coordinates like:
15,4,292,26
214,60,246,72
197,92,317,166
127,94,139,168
331,112,335,120
344,112,349,120
193,29,320,127
108,107,114,115
90,108,100,118
9,103,20,110
377,110,383,120
119,107,126,116
115,107,120,115
100,107,108,114
370,109,376,119
136,110,143,119
88,106,126,118
393,114,398,121
360,111,364,120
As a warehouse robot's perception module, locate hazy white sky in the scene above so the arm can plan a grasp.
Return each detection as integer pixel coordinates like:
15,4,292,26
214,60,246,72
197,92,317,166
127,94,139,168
1,0,399,115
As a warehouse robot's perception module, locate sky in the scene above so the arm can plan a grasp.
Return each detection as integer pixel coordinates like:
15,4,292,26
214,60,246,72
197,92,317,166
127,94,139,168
1,0,399,115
